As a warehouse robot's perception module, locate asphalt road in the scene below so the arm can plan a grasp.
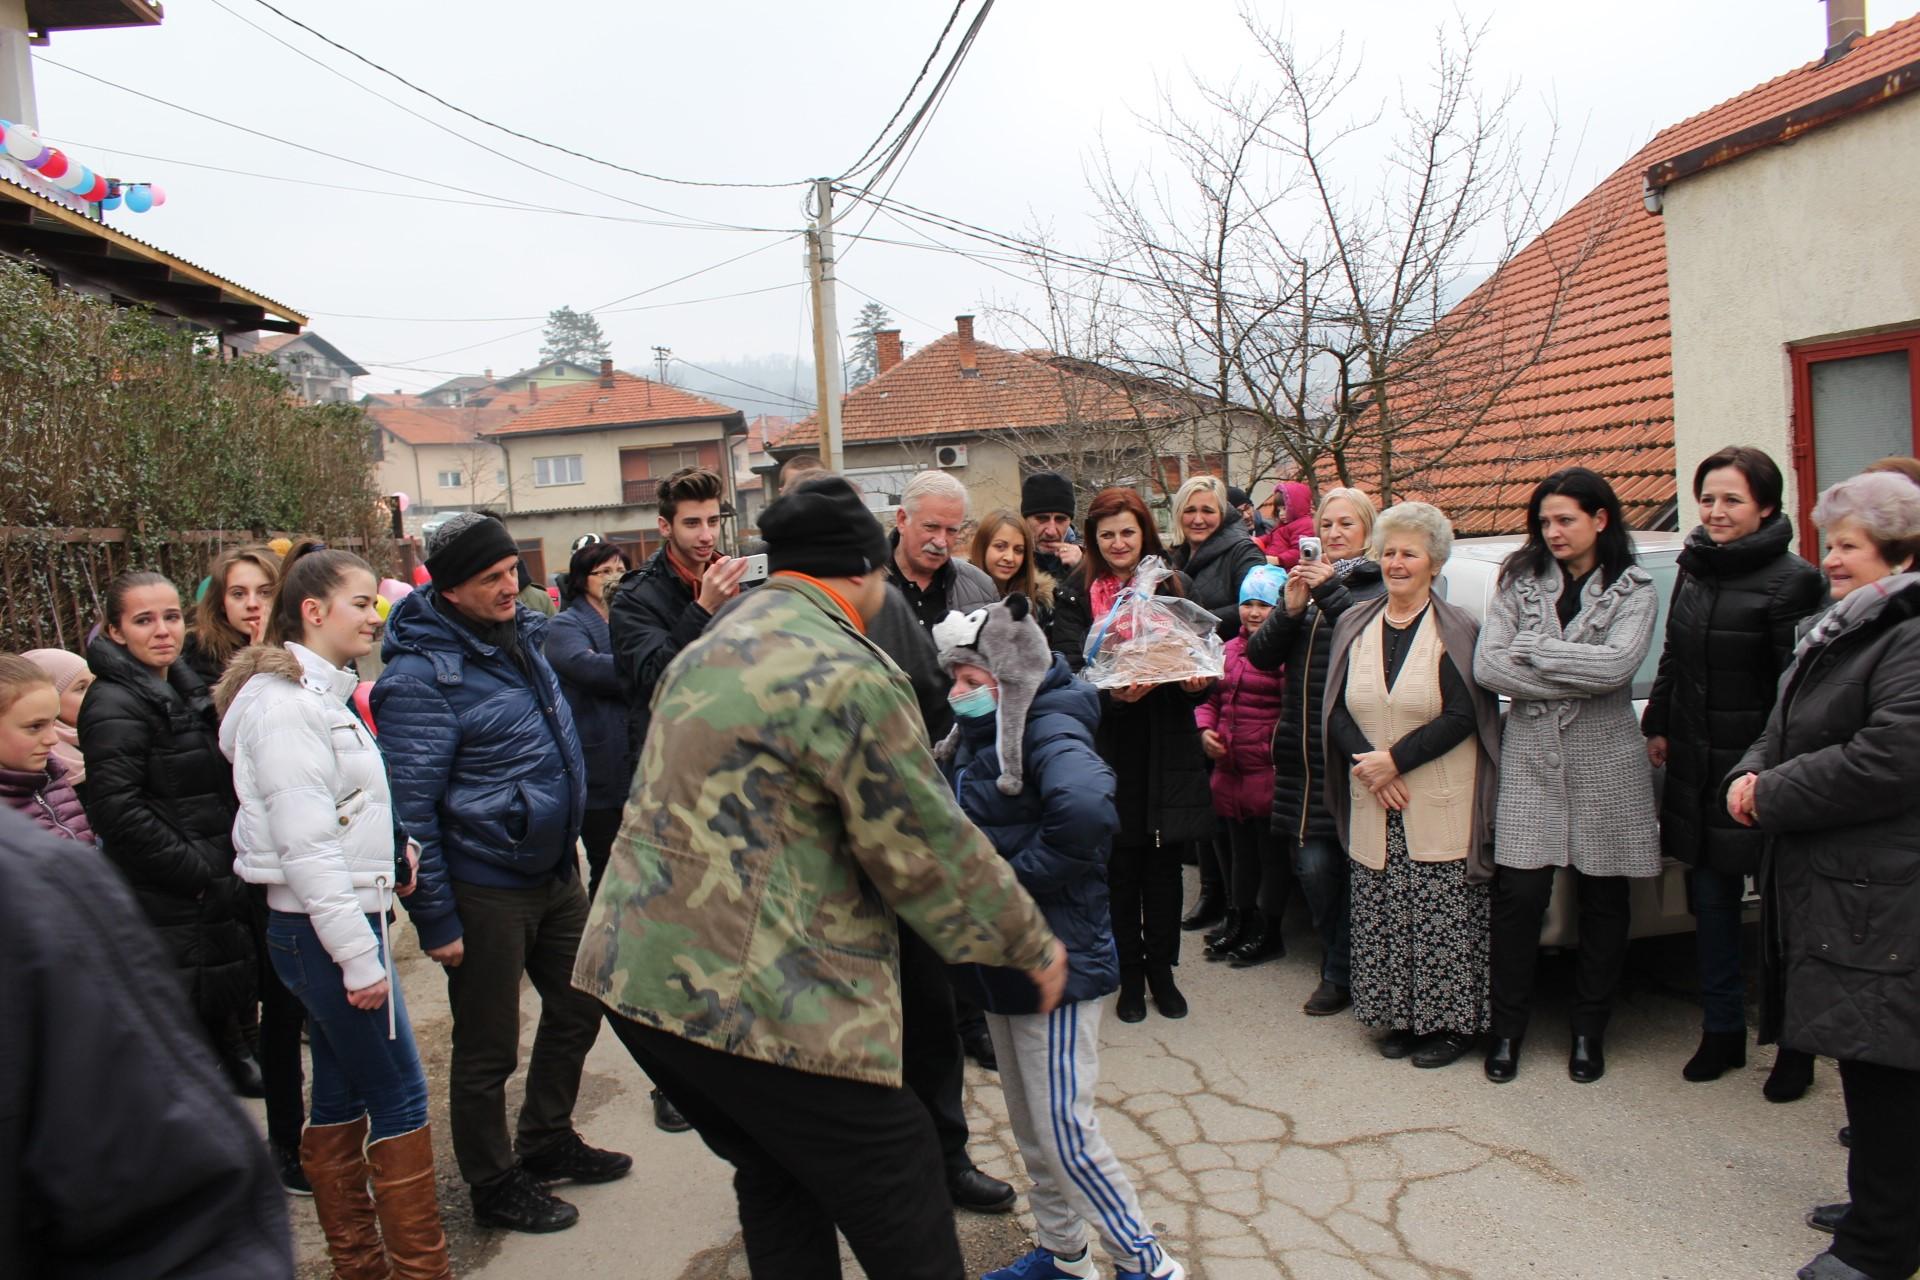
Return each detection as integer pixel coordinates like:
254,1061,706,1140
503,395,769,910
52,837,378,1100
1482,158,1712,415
260,873,1851,1279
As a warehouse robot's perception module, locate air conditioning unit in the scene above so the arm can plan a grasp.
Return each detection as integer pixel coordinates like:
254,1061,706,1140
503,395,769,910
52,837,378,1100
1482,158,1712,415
935,444,969,469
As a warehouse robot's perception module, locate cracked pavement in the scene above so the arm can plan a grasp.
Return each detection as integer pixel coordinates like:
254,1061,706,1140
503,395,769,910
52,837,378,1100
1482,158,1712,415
271,887,1850,1279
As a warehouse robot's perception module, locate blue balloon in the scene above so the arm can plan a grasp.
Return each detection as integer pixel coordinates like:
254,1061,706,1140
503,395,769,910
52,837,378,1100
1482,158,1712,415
101,193,121,211
124,184,153,213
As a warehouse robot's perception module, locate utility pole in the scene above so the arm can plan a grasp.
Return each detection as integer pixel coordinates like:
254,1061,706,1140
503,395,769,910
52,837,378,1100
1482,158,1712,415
807,177,846,473
652,345,672,385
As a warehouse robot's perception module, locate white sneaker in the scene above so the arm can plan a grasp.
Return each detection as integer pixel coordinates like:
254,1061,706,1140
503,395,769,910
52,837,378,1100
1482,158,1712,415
1115,1251,1183,1280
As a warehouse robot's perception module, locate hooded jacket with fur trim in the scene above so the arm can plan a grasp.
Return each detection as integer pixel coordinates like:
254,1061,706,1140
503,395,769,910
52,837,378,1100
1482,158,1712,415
217,643,402,991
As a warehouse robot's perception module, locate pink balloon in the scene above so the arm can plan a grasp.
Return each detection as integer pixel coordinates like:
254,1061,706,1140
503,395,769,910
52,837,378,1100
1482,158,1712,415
394,491,411,513
378,577,413,603
148,184,166,207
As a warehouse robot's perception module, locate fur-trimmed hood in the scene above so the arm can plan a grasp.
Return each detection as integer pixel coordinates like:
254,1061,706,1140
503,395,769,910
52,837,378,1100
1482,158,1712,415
211,643,304,720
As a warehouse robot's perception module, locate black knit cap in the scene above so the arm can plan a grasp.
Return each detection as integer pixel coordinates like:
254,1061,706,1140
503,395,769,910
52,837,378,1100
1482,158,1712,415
424,512,521,589
761,476,890,578
1021,471,1074,518
1226,485,1253,509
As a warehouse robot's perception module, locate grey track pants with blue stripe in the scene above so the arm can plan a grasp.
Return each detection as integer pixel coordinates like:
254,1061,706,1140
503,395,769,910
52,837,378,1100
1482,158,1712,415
986,1000,1164,1274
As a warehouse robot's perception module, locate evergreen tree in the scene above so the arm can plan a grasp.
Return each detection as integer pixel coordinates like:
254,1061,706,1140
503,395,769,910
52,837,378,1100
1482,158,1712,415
539,306,612,365
846,301,905,389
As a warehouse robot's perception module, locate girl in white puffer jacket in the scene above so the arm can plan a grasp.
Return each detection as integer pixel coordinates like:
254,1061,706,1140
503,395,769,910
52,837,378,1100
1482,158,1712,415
214,549,453,1280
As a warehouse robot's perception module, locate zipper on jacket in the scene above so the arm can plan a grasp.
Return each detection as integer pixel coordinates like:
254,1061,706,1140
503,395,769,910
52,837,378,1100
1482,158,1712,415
1298,610,1322,842
32,789,79,840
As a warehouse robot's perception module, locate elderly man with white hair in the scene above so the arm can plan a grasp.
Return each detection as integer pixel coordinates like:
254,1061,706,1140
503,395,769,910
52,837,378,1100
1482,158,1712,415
889,470,998,634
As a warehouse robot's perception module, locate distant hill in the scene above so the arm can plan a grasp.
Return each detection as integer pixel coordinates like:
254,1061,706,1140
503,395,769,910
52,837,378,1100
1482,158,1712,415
627,354,815,418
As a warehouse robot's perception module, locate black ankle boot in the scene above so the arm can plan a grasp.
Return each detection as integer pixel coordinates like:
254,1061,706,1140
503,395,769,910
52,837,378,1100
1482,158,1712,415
1682,1029,1748,1082
1229,918,1287,968
1568,1034,1605,1084
1144,964,1188,1019
1204,909,1246,957
1484,1037,1522,1083
1181,890,1226,932
1765,1047,1815,1102
1116,968,1147,1023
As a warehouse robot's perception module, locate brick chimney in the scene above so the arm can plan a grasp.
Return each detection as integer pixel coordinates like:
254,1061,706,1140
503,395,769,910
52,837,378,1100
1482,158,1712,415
955,315,978,378
877,329,903,376
529,382,539,404
599,357,616,388
1824,0,1867,60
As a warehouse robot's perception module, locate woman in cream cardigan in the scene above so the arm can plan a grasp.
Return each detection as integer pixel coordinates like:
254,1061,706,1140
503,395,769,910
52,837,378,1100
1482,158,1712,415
1324,502,1502,1070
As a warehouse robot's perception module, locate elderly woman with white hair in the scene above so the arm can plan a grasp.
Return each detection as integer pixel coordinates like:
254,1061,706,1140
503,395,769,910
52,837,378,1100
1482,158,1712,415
1726,471,1920,1280
1322,503,1501,1069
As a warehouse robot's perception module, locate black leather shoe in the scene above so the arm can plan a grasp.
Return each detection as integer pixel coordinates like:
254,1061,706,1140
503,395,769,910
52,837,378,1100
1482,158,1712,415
1377,1029,1421,1060
225,1051,266,1099
1807,1201,1850,1235
962,1030,999,1072
1484,1037,1522,1083
1303,979,1350,1016
1204,910,1247,958
650,1089,692,1134
271,1141,312,1196
520,1131,634,1185
1116,969,1147,1023
1837,1126,1851,1148
1229,920,1287,969
948,1167,1017,1214
1181,892,1226,932
472,1167,579,1233
1413,1032,1475,1069
1569,1035,1605,1084
1145,965,1188,1019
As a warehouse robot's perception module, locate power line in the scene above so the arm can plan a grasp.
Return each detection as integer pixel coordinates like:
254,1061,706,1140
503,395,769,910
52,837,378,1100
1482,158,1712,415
242,0,805,191
837,0,994,202
310,282,800,325
835,0,972,180
670,357,814,411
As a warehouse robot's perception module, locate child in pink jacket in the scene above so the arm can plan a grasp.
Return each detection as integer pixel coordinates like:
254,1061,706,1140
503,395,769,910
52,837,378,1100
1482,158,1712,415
1195,566,1291,967
1258,482,1315,569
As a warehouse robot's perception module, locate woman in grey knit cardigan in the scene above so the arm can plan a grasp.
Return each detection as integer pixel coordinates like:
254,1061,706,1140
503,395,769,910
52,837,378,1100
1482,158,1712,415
1473,468,1661,1086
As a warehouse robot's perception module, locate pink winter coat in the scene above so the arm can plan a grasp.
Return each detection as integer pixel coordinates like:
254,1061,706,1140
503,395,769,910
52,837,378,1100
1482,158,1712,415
1257,482,1315,569
1195,636,1286,820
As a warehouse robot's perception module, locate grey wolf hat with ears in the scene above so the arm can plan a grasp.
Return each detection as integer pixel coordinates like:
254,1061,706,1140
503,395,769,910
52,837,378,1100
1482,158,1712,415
931,593,1053,795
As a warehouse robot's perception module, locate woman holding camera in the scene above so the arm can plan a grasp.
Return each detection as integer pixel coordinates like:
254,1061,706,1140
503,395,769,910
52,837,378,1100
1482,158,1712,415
1729,471,1920,1280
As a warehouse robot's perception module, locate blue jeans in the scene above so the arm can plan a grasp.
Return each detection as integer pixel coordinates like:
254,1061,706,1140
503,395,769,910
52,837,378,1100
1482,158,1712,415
1690,867,1748,1034
266,910,429,1142
1291,836,1351,987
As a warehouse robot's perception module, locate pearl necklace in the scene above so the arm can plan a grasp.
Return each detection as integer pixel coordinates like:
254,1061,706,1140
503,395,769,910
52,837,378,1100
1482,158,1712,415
1384,598,1430,628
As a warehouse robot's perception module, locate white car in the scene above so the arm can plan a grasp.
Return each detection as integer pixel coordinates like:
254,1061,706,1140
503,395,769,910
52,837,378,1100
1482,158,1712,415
1434,531,1746,946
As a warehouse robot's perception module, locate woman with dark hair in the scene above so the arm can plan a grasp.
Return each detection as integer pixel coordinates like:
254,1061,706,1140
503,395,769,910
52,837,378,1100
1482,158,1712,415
970,509,1056,637
1729,471,1920,1280
1475,467,1661,1085
1053,486,1214,1023
1642,446,1826,1092
80,571,257,1093
184,545,279,684
545,540,633,900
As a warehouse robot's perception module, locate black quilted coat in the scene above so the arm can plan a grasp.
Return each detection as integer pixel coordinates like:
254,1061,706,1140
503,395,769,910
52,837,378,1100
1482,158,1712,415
1734,574,1920,1069
78,636,253,1034
1172,509,1268,641
1053,571,1214,847
1243,560,1386,844
1641,516,1827,875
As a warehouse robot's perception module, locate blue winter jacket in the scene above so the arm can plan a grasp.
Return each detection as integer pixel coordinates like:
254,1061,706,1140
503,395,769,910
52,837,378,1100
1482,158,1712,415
371,588,587,950
544,597,634,810
943,654,1120,1013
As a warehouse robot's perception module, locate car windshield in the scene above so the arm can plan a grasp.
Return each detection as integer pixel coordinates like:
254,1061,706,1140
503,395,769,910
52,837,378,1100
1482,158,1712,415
1632,554,1680,702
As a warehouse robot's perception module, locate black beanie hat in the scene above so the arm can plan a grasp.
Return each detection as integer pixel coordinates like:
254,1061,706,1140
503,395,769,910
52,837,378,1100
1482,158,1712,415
761,476,890,579
1021,471,1075,518
424,512,522,589
1226,485,1253,509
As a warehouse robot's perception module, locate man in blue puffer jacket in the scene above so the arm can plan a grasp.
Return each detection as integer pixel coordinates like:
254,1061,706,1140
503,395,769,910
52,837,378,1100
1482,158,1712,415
934,595,1186,1280
372,513,630,1236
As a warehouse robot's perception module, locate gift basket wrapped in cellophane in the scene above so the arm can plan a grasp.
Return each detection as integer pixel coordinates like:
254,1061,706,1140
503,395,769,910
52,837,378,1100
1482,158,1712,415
1081,556,1225,689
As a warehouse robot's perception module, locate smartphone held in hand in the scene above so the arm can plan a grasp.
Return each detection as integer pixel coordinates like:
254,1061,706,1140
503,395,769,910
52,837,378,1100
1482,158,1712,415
740,553,770,584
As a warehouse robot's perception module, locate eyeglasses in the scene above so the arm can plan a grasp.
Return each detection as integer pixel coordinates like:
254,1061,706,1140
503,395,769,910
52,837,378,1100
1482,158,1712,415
589,565,626,579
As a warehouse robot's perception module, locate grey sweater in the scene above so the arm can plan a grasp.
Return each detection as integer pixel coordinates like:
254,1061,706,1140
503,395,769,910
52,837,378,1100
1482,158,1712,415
1473,563,1661,877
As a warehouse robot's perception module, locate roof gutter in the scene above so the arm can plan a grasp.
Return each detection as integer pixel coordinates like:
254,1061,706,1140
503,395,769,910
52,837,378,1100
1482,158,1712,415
1644,56,1920,209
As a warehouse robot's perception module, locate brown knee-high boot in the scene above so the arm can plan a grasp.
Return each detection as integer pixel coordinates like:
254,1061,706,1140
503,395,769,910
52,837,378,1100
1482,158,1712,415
301,1116,388,1280
367,1124,453,1280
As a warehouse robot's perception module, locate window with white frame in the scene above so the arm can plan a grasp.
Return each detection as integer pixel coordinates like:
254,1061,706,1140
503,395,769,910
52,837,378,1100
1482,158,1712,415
436,469,463,488
534,454,584,487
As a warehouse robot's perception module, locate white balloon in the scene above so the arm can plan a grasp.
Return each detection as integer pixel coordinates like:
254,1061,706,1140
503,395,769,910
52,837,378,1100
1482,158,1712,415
4,125,41,161
56,165,92,193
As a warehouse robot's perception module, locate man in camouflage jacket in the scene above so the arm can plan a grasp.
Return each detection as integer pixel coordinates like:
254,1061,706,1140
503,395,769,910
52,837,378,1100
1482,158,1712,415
573,477,1064,1279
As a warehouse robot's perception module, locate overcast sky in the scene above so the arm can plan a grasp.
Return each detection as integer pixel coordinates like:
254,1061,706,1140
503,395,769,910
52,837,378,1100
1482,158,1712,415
28,0,1919,399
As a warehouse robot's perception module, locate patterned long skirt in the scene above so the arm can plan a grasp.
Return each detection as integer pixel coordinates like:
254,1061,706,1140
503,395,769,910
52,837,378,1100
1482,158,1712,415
1349,812,1491,1035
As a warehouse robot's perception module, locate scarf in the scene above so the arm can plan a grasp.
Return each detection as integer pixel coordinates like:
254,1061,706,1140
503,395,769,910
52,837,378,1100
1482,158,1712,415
1090,573,1124,625
1331,554,1371,580
1792,570,1920,661
50,722,85,786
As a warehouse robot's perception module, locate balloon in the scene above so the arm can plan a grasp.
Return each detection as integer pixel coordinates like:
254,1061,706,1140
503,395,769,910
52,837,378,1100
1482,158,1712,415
148,184,166,207
35,148,66,178
378,577,413,603
0,121,9,145
394,491,410,513
81,176,108,202
373,595,392,622
100,193,121,211
124,184,153,212
267,537,292,558
57,165,92,193
411,562,432,587
5,125,41,160
352,682,378,736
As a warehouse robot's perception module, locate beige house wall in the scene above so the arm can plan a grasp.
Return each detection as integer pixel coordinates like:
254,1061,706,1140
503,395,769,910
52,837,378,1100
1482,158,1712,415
838,437,1024,518
501,504,656,561
374,437,509,512
1661,90,1920,528
495,422,730,515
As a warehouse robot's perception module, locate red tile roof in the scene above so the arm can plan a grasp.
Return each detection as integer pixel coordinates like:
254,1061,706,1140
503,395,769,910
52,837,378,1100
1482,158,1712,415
368,399,528,447
488,371,740,437
782,331,1191,448
1376,15,1920,534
